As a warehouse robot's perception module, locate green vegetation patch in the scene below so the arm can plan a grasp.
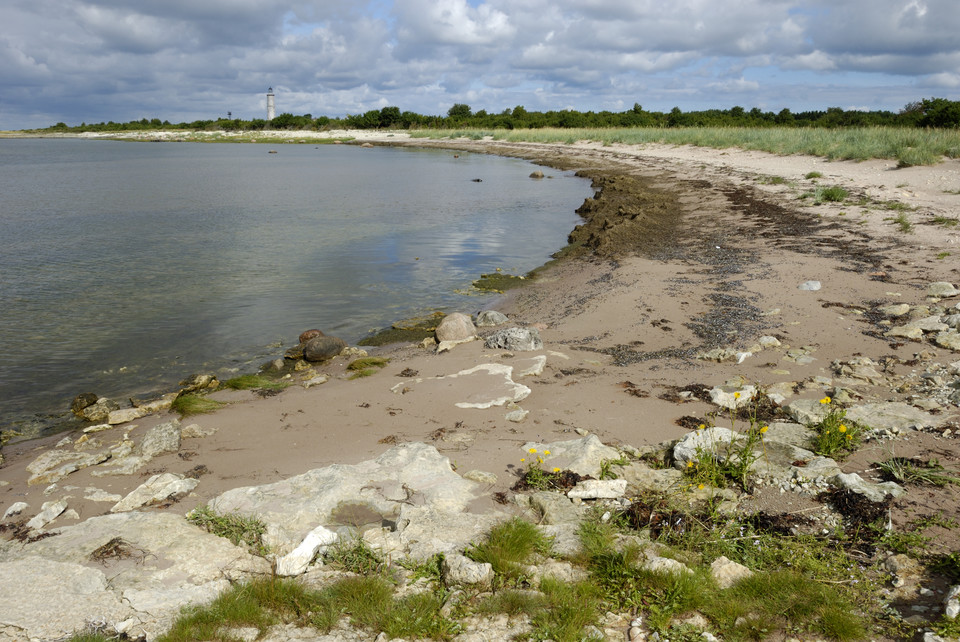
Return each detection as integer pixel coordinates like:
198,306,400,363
472,271,527,293
358,311,444,346
347,356,390,379
170,393,226,417
465,517,552,583
186,506,269,555
810,397,863,459
221,374,288,392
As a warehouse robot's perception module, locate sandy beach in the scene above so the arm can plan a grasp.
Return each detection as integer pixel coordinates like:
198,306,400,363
3,133,960,638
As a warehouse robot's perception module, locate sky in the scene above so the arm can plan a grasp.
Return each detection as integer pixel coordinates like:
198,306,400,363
1,0,959,130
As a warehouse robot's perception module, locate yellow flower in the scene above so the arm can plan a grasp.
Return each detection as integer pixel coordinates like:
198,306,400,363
544,450,551,455
820,396,832,405
687,461,694,468
538,457,544,464
825,430,831,435
839,424,847,433
698,424,705,431
733,392,741,399
847,435,853,441
520,458,526,462
553,467,561,472
697,483,704,490
760,425,768,434
528,448,538,453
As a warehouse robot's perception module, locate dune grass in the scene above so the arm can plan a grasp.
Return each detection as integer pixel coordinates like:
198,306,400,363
412,126,960,166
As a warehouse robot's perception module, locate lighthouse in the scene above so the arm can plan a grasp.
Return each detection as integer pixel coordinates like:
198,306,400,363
266,87,275,121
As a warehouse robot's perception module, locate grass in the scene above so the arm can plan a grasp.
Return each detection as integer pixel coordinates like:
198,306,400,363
806,171,824,179
221,374,288,392
800,185,848,204
889,211,914,233
323,538,387,575
465,517,552,583
186,506,269,555
933,215,960,227
411,126,960,166
170,393,226,417
876,457,960,487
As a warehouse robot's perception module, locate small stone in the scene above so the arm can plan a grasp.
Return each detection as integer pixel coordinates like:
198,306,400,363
3,502,29,519
928,282,960,298
878,303,911,317
506,409,529,423
798,280,821,291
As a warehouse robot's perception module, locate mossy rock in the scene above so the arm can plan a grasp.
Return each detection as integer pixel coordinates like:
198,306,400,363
473,272,527,293
359,312,444,346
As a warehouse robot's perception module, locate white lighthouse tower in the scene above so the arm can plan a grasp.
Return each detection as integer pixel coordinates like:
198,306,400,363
266,87,275,121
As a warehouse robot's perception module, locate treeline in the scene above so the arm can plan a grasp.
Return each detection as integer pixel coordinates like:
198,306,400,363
43,97,960,133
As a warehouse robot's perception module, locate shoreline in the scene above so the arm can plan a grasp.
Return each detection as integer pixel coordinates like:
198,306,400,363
4,133,960,638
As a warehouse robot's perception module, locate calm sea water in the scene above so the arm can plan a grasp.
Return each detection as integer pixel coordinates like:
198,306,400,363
0,138,590,435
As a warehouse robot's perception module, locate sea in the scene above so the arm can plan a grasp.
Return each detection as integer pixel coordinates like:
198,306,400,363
0,138,591,438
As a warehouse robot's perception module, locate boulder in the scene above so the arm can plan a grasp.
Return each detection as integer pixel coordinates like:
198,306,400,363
26,499,67,530
475,310,509,327
26,450,110,486
928,282,960,298
484,327,543,351
711,556,753,588
442,553,494,587
275,525,339,576
435,312,477,343
672,427,740,470
302,335,347,362
138,419,182,458
81,397,120,423
70,392,99,417
845,402,935,432
522,435,622,477
829,472,905,502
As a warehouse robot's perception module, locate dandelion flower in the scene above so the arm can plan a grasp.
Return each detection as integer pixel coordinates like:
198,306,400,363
820,396,832,405
687,461,694,468
734,392,741,399
544,450,551,455
697,483,704,490
553,467,561,472
520,458,526,462
839,425,847,433
698,424,705,430
528,448,538,454
760,425,768,434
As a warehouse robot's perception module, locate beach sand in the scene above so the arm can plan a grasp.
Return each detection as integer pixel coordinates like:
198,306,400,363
3,134,960,552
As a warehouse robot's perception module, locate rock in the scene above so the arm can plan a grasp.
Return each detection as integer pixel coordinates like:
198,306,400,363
672,427,740,470
709,385,756,410
463,470,498,484
108,407,148,425
928,282,960,298
110,473,199,513
484,327,543,351
514,355,547,377
785,398,830,425
832,357,888,386
878,303,911,317
522,435,622,477
26,499,68,530
505,409,529,423
643,556,691,575
275,525,339,576
529,170,545,179
525,491,584,525
3,501,28,519
711,556,753,588
829,472,905,502
442,553,494,587
758,335,781,348
26,450,110,486
798,280,821,291
935,330,960,351
298,329,324,343
845,402,935,432
0,556,134,642
620,464,683,493
567,479,627,499
436,312,477,343
70,392,99,417
475,310,509,327
945,585,960,619
139,419,182,458
181,422,218,438
302,335,347,362
886,325,924,340
209,442,485,555
179,373,219,393
81,397,120,422
760,422,814,449
909,316,949,332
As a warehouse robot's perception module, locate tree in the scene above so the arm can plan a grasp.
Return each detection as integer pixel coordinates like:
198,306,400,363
379,106,401,128
447,103,472,119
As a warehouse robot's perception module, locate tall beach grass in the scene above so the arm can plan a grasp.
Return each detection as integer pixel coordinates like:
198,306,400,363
411,126,960,166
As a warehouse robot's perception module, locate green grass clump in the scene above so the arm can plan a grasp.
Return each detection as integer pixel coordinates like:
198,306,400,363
877,457,960,487
170,393,226,417
346,356,390,379
805,171,824,179
933,215,959,227
186,506,269,555
323,538,387,575
221,374,288,391
889,211,913,233
466,517,552,582
800,185,848,204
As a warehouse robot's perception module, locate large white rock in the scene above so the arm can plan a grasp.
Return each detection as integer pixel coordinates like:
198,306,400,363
567,479,627,499
829,472,905,502
110,472,199,513
0,556,134,641
26,499,68,530
442,553,494,587
521,435,622,477
138,419,182,458
844,402,935,432
672,427,740,470
209,442,485,554
25,450,109,486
